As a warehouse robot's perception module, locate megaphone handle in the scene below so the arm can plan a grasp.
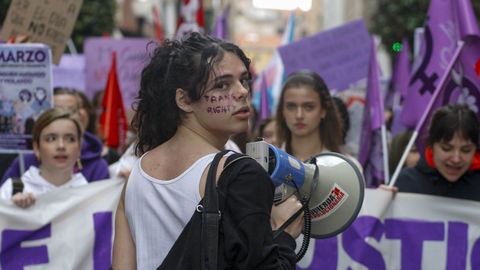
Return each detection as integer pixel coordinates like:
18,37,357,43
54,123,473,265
272,206,304,239
272,197,312,262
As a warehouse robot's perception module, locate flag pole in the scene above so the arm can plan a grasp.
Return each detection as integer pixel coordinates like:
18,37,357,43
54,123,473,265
389,40,465,187
381,124,390,184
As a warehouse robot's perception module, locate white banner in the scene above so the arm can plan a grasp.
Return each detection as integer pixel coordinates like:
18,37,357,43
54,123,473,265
297,189,480,269
2,182,479,269
0,178,123,270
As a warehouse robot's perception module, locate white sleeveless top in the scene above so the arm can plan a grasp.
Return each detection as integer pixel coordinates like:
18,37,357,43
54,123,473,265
125,152,217,270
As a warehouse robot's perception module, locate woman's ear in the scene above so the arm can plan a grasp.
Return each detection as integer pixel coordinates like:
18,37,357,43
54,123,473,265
175,88,194,113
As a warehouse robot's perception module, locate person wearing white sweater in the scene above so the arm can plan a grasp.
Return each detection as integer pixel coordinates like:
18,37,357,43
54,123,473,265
0,108,87,208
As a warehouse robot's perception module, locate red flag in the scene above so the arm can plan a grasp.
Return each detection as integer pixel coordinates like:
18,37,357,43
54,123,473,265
152,5,164,42
99,52,128,149
175,0,205,39
475,58,480,77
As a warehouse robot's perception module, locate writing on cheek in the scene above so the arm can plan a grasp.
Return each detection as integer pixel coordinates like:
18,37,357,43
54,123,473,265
203,94,234,103
207,105,236,114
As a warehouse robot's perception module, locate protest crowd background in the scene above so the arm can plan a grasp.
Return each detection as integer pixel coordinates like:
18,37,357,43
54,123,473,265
1,0,480,269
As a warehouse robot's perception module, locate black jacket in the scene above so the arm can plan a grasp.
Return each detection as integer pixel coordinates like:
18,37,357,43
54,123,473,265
395,156,480,202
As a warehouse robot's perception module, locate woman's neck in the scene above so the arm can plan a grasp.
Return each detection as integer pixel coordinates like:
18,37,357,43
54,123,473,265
39,166,73,187
176,124,227,152
290,133,324,161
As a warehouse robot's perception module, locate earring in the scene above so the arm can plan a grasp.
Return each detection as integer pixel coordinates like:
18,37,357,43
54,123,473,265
76,159,83,170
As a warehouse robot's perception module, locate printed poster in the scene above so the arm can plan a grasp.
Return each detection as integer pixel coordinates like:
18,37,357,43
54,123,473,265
0,44,53,150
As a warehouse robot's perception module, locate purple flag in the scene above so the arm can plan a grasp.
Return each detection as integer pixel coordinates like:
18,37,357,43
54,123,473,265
456,0,480,38
389,39,411,136
358,38,385,187
416,38,480,152
212,4,229,40
401,0,480,129
402,0,480,152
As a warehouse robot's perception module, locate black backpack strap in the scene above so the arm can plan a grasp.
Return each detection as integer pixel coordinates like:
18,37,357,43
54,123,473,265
202,151,251,270
11,177,24,196
202,150,230,270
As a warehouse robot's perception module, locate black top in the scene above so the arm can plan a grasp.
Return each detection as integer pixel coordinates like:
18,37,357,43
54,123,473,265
395,156,480,202
159,153,297,270
218,154,297,269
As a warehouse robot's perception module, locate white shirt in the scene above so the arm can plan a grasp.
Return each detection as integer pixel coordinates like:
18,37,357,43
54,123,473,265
110,139,241,177
0,166,88,200
125,152,220,270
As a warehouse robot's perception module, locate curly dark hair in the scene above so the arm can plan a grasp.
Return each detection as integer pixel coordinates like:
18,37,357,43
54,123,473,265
132,32,251,155
275,70,343,154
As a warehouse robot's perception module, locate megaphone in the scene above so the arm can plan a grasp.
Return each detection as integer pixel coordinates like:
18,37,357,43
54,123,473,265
246,140,365,239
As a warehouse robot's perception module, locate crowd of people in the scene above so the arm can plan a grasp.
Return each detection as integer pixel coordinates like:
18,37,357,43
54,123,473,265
1,32,480,269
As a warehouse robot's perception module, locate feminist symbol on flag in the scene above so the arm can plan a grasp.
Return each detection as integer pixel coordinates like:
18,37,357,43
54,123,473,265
409,26,439,96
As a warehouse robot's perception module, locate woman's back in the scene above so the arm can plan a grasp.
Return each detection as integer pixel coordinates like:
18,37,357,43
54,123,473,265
125,152,216,269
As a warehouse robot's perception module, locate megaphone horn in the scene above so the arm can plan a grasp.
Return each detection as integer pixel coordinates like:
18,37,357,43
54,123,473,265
246,141,365,239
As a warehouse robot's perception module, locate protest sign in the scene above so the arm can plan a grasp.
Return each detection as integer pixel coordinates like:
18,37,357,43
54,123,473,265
278,19,371,93
0,43,53,151
52,54,85,91
84,38,151,109
297,189,480,269
0,0,84,64
2,180,480,269
0,178,122,270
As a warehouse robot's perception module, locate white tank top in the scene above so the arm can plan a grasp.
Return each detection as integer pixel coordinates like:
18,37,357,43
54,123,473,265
125,152,216,270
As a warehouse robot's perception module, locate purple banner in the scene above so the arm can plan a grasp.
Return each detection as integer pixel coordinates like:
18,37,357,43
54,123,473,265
84,38,152,109
53,54,85,91
294,189,480,269
297,216,479,269
278,20,371,92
